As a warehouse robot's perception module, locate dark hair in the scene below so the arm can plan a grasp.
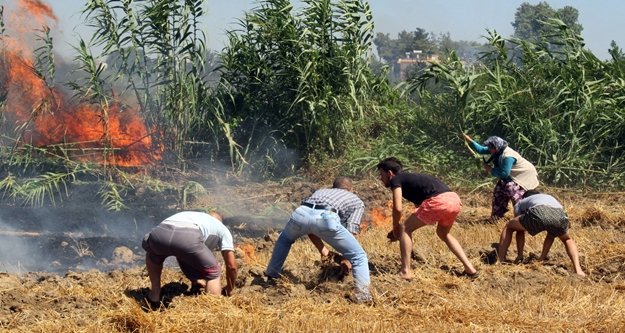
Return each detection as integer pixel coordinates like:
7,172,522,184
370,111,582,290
377,157,403,174
522,189,540,198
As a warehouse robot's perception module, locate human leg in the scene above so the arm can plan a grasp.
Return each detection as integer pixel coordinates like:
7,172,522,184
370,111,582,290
505,181,525,206
436,224,477,275
398,214,428,280
172,229,223,295
314,211,371,300
491,180,510,220
145,253,163,302
559,233,585,276
515,231,526,263
142,230,170,303
204,278,222,295
498,217,525,262
266,208,309,278
539,233,555,260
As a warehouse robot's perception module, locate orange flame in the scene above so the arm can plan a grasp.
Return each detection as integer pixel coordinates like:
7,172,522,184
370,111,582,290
369,206,392,228
1,1,161,167
236,243,257,263
20,0,58,23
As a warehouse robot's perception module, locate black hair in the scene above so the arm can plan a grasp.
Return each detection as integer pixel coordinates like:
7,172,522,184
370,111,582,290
376,157,403,174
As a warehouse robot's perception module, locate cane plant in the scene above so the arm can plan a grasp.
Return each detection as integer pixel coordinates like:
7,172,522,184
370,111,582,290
408,18,625,187
218,0,381,175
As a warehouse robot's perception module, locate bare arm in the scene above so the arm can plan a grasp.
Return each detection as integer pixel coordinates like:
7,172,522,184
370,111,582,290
308,234,329,256
221,250,238,296
391,187,403,239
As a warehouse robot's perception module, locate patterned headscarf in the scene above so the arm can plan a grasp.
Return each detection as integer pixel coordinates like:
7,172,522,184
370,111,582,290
483,136,508,153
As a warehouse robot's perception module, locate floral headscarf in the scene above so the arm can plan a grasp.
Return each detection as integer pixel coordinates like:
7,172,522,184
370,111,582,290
483,136,508,154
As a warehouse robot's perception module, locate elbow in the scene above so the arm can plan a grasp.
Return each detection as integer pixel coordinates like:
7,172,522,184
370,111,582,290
492,171,509,178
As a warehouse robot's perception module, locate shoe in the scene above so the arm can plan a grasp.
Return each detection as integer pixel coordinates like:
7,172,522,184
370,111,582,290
263,272,278,285
353,290,373,305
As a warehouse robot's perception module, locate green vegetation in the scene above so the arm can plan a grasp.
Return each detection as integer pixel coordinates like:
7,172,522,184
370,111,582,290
1,1,625,211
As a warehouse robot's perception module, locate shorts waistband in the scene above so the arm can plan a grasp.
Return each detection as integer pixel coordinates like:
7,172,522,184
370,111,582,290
161,220,199,229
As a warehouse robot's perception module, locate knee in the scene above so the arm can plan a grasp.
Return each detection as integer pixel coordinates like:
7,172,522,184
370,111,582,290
345,249,368,264
436,227,450,240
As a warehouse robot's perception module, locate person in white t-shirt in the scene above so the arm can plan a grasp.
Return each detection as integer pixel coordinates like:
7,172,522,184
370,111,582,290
141,211,238,308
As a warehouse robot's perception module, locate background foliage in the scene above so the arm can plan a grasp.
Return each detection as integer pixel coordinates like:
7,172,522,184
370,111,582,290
2,0,625,211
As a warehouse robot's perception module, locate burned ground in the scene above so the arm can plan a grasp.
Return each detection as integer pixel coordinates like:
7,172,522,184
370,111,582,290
1,176,625,331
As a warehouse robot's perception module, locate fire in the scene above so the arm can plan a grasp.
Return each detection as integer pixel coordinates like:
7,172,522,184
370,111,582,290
1,0,161,167
20,0,57,24
236,242,257,263
369,206,392,228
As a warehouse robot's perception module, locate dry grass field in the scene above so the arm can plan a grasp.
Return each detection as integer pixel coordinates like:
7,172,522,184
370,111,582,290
1,180,625,332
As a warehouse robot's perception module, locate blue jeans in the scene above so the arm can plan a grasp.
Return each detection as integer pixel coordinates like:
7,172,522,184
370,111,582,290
266,205,370,295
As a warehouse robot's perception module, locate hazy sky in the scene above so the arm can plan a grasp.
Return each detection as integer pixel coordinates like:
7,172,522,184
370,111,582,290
5,0,625,60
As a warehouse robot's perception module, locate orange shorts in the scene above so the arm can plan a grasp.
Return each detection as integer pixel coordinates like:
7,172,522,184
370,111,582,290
413,191,462,227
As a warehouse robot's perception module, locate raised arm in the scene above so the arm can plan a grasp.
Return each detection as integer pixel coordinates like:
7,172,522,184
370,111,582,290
464,134,490,154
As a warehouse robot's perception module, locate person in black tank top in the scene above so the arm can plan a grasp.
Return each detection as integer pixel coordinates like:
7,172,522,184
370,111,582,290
377,157,478,280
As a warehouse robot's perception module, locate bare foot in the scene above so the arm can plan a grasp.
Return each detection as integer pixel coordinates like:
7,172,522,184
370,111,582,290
147,290,160,303
456,270,479,279
398,269,413,281
576,271,586,277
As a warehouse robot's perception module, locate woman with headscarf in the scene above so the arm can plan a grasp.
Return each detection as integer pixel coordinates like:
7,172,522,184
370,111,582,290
463,134,539,222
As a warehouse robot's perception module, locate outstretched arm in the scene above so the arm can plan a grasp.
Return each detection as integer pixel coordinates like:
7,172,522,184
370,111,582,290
464,134,490,154
221,250,238,296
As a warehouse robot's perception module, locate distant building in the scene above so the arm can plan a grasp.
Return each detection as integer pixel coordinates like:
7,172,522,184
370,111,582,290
395,50,439,81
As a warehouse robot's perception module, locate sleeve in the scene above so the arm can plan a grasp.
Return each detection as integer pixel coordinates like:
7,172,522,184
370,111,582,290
514,199,528,216
469,140,491,154
345,200,365,234
219,227,235,251
389,175,402,189
491,156,516,178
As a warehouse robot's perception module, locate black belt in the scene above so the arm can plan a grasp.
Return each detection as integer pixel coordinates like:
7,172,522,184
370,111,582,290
301,202,338,213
